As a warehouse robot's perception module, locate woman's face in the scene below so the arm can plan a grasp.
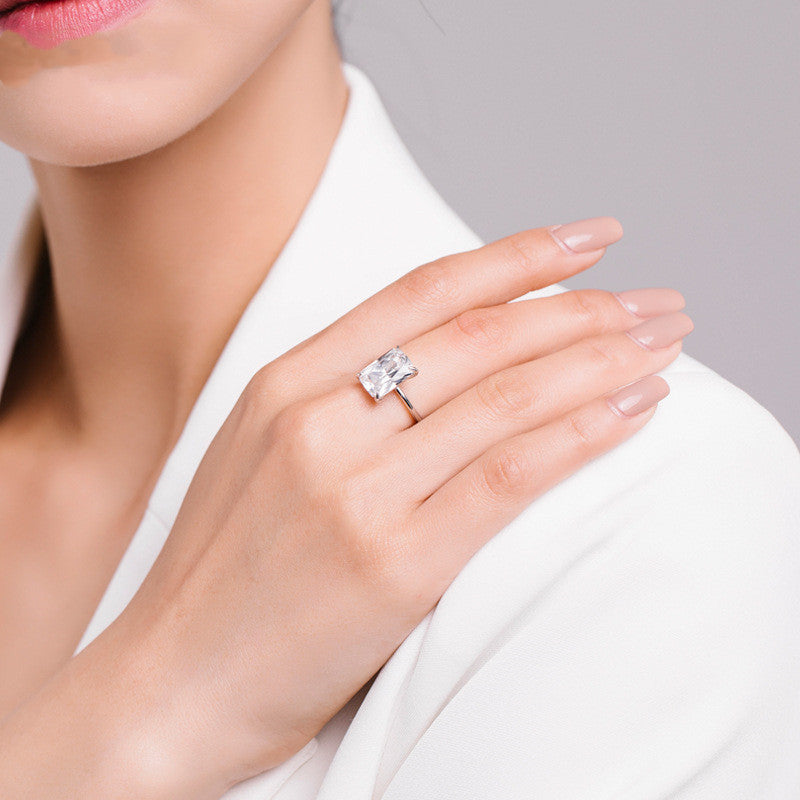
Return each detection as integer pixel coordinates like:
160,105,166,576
0,0,318,167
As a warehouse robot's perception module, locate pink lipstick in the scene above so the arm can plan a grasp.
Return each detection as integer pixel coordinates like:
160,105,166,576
0,0,151,49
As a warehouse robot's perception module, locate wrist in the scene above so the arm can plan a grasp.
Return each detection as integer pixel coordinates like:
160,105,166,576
80,613,234,799
0,618,227,800
109,596,312,791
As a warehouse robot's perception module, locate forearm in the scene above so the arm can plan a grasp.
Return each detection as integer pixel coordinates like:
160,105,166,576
0,625,225,800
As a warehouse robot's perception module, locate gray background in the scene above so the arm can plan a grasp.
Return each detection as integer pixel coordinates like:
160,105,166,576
2,0,798,444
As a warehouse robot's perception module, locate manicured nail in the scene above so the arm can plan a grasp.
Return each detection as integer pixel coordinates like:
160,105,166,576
626,311,694,350
607,374,670,418
548,216,624,254
613,288,686,318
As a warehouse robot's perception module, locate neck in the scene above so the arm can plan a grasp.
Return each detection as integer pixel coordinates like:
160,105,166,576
17,4,347,459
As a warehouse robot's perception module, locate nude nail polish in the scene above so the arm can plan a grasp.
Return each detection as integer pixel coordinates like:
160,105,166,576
548,216,624,254
612,288,686,318
626,311,694,350
607,375,670,417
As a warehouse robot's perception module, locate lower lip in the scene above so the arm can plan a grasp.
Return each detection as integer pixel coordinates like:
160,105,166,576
0,0,150,49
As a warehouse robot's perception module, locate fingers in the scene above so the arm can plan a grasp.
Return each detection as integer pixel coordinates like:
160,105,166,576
290,217,623,385
342,286,686,434
406,375,668,582
386,310,693,502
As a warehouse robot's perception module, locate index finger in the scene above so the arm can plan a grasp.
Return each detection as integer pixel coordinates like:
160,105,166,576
294,216,624,379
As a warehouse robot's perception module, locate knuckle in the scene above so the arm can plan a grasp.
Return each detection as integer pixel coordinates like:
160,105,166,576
565,408,602,450
565,289,612,331
317,463,416,600
482,442,535,500
328,469,372,535
497,231,545,276
266,395,330,457
399,261,460,311
343,523,414,600
453,306,509,352
240,367,282,420
582,336,624,370
476,371,535,420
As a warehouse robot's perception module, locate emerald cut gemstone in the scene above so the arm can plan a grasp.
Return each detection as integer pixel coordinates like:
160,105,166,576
358,347,418,400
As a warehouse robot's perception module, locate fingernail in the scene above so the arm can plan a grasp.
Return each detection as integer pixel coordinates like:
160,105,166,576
548,216,624,254
626,311,694,350
607,374,670,418
613,288,686,318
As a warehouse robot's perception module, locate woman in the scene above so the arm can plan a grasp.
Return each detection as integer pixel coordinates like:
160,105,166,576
0,1,798,798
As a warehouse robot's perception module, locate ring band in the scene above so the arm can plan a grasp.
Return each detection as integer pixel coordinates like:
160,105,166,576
392,384,422,423
357,346,423,424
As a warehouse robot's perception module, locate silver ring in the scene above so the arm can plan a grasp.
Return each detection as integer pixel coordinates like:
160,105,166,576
357,346,423,424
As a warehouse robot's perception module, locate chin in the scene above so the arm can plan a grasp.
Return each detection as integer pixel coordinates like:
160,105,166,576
0,73,214,167
0,0,300,167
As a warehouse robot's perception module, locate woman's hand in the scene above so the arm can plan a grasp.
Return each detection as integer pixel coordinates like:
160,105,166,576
0,218,692,799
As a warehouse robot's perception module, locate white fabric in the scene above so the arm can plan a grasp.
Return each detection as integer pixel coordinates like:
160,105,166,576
2,62,800,799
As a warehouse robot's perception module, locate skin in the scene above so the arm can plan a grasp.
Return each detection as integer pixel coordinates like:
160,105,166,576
0,1,692,797
0,0,346,720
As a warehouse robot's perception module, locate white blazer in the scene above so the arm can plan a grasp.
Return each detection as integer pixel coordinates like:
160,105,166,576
2,63,800,800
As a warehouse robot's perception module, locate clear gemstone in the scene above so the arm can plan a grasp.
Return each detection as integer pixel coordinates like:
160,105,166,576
358,347,419,400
